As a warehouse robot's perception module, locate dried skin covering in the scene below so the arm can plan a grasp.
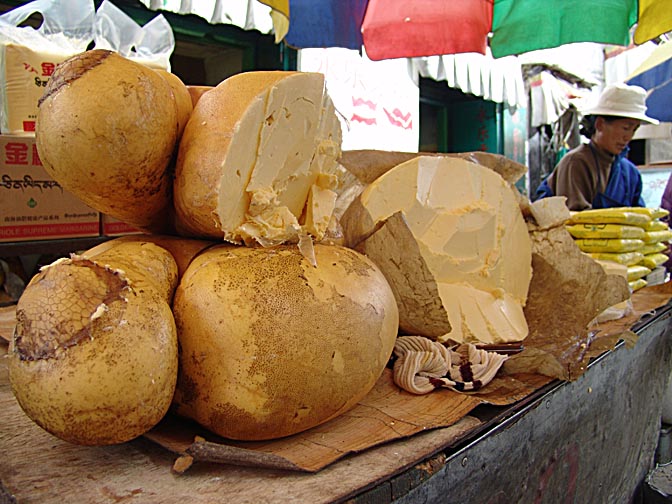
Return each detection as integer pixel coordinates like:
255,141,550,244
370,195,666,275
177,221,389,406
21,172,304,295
8,241,180,445
13,257,128,361
155,69,193,140
504,225,631,381
82,241,180,301
186,85,213,108
354,212,452,338
172,243,399,441
36,49,179,233
82,235,216,280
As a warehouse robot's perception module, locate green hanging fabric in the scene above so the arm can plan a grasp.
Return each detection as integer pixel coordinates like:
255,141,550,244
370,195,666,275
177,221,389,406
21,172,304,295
491,0,638,59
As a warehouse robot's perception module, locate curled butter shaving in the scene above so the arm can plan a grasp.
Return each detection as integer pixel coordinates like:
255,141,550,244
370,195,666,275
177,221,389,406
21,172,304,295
392,335,508,395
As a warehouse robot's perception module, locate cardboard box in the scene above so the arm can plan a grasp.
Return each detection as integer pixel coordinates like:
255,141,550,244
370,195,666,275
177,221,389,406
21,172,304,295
0,134,100,242
101,214,143,237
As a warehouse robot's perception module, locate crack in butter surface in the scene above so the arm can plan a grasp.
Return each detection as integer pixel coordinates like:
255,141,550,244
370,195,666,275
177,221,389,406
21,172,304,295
14,257,129,361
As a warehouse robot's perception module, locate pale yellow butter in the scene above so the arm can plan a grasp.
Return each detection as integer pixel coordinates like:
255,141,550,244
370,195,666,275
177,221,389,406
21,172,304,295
346,155,533,344
216,72,342,245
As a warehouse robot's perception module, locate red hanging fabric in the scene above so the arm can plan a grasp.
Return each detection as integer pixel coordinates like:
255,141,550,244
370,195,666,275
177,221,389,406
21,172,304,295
361,0,493,61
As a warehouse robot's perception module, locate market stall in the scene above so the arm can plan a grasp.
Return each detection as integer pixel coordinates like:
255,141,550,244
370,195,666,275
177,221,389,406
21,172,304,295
1,2,672,503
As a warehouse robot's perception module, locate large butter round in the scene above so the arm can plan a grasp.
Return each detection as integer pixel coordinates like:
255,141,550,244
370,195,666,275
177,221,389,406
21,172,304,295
35,50,178,232
172,243,399,440
8,241,179,446
173,71,342,245
341,155,532,344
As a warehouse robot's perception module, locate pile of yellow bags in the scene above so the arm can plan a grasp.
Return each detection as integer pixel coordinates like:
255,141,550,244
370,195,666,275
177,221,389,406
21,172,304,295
566,207,671,292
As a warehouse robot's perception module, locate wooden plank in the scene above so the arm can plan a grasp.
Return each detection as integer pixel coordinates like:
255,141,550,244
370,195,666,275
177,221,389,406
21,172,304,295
0,306,14,342
0,342,482,504
0,302,552,474
142,368,550,473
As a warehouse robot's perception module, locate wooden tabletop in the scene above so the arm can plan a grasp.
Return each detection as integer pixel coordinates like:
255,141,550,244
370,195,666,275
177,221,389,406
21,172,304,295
0,339,483,504
3,283,672,503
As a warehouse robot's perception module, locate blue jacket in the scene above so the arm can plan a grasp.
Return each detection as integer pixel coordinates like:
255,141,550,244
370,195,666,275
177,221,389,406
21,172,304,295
536,149,645,209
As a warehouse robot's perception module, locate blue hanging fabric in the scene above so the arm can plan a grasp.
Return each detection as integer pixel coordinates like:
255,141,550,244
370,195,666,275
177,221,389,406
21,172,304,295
284,0,369,50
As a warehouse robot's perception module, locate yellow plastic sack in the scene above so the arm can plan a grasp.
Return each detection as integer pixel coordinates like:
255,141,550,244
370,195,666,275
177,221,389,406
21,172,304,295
640,253,669,270
640,242,668,255
643,229,672,243
627,264,651,281
642,220,670,232
574,238,645,253
588,251,645,266
618,207,670,219
566,223,645,239
629,278,648,292
634,207,670,220
568,207,652,227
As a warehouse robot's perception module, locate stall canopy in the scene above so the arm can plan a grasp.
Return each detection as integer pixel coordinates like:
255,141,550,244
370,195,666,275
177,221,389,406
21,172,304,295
140,0,670,60
634,0,672,44
284,0,669,60
627,39,672,122
137,0,285,36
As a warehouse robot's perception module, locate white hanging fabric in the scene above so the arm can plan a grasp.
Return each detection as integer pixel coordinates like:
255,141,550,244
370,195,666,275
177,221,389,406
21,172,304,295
411,48,527,108
137,0,275,34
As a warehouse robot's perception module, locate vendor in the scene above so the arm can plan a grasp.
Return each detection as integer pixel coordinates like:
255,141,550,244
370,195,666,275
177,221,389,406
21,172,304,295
535,83,659,210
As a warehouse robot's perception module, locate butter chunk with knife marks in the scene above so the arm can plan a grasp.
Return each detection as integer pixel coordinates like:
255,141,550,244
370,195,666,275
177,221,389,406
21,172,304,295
342,155,532,344
174,71,342,246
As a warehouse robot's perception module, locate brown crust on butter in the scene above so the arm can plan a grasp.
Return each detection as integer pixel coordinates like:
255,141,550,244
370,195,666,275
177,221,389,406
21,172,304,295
13,258,130,361
38,49,113,106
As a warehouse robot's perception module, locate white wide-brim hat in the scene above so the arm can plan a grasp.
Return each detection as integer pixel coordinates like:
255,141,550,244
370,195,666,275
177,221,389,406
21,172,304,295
582,83,659,124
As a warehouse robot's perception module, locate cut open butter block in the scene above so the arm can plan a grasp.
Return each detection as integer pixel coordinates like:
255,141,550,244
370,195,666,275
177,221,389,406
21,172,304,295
341,155,533,344
174,71,342,246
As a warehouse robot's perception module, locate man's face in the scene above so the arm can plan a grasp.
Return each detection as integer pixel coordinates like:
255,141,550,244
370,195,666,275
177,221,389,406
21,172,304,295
594,117,641,155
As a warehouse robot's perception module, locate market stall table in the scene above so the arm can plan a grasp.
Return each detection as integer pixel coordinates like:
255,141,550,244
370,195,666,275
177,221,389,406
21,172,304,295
0,285,671,503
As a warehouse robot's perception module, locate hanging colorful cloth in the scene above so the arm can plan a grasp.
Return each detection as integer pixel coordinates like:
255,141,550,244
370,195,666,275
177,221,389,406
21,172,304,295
257,0,290,43
490,0,637,58
634,0,672,44
285,0,368,50
361,0,492,60
279,0,662,60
